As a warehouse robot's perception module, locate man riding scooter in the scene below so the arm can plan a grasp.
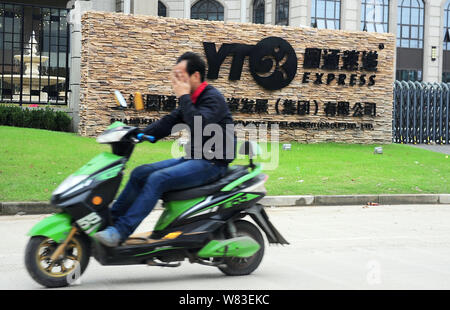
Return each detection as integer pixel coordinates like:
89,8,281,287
94,52,235,247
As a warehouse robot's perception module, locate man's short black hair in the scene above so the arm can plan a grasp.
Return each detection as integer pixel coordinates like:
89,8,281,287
176,52,206,82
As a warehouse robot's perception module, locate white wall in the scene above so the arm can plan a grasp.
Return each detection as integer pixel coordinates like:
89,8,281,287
290,0,309,27
423,0,446,82
90,0,116,12
225,0,243,22
133,0,157,15
164,0,185,18
341,0,359,31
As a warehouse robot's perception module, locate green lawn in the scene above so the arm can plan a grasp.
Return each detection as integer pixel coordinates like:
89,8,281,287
0,126,448,201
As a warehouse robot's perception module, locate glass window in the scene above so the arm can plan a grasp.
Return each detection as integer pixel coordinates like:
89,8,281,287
191,0,224,21
311,0,340,29
0,4,70,103
443,72,450,83
253,0,265,24
275,0,289,25
361,0,389,33
115,0,123,13
444,0,450,50
158,1,167,17
396,69,422,81
397,0,424,48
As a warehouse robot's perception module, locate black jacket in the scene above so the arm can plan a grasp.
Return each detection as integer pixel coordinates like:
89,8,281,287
143,85,236,166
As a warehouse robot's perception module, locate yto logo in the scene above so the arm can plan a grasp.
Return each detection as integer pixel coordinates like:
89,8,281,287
203,36,297,91
249,37,297,91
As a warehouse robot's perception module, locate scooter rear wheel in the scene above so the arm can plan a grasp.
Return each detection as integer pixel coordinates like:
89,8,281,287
218,220,265,276
25,235,90,288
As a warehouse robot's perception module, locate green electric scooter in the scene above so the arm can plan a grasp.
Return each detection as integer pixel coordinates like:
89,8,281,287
24,95,288,288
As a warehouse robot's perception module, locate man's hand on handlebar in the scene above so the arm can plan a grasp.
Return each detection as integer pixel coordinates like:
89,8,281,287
136,133,156,143
127,128,156,144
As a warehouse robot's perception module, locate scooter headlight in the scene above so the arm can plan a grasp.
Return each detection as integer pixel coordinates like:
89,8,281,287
96,128,130,143
53,174,90,196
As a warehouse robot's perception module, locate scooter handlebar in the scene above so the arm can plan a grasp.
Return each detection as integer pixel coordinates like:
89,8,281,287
136,133,156,143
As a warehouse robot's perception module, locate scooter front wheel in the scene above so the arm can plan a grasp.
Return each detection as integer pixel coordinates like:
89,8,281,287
218,220,265,276
24,235,90,288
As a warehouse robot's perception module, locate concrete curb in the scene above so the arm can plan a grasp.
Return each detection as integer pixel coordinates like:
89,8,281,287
1,194,449,215
260,194,450,207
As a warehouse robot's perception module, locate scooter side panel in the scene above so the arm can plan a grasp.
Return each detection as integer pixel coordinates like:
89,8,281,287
154,196,206,231
220,164,263,191
197,236,261,258
73,152,124,176
163,192,265,230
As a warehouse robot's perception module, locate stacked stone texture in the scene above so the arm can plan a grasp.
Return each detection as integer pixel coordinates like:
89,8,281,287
80,12,395,143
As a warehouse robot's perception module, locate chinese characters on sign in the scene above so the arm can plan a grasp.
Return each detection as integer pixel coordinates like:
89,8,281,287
124,94,377,118
126,94,178,111
304,49,378,71
302,48,377,86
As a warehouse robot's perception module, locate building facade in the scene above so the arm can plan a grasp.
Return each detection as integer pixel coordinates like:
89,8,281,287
147,0,450,84
45,0,444,84
3,0,450,84
79,11,395,143
104,0,450,85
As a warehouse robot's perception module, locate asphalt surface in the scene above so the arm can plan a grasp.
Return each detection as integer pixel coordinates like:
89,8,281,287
410,144,450,155
1,204,450,290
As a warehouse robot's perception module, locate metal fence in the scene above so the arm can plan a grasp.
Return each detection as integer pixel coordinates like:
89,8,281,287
393,81,450,144
0,2,70,105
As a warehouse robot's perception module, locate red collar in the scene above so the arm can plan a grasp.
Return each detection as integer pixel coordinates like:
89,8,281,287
191,82,208,104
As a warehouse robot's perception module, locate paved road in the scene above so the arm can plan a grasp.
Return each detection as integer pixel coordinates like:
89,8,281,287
410,144,450,155
1,204,450,290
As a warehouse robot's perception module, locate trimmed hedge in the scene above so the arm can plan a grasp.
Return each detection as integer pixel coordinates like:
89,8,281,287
0,105,72,132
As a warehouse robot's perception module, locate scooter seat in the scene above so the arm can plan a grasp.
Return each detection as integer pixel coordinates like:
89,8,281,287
162,165,249,201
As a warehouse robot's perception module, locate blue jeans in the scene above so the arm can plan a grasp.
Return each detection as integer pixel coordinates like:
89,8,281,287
110,158,228,240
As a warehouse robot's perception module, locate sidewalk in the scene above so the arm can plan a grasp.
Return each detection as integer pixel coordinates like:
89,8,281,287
410,144,450,155
1,194,449,215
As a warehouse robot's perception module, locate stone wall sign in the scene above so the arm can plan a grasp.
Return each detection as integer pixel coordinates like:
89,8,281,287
80,12,395,143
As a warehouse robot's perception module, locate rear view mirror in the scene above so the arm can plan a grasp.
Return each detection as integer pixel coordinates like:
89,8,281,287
114,90,127,108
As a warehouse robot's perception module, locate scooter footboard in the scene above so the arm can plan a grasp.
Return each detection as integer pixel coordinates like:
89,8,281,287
243,204,289,245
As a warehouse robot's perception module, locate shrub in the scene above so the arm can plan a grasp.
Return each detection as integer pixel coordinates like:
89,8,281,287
0,105,72,132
